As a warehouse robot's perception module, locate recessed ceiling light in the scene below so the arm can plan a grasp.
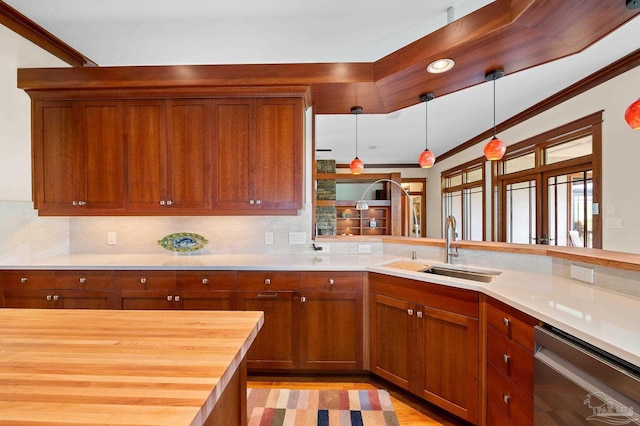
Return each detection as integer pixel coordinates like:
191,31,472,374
427,58,455,74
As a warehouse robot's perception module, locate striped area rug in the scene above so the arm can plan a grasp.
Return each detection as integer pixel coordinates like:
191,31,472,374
247,388,400,426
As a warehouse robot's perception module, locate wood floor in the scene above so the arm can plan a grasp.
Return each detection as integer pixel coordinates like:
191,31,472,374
248,375,465,426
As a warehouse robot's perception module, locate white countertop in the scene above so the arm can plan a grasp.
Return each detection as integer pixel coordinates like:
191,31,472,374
2,253,639,368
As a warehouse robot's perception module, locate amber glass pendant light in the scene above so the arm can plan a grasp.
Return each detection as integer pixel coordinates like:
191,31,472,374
349,106,364,174
418,93,436,168
625,98,640,130
484,69,507,161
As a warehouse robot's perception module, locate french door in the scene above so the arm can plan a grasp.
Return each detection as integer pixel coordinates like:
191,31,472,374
501,164,596,248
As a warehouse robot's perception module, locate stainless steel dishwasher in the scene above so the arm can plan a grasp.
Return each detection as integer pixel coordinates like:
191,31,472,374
534,325,640,425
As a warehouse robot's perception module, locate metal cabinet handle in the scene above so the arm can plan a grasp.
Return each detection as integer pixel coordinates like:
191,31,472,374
46,295,53,301
167,295,173,301
503,317,511,327
503,394,511,404
256,200,261,204
264,278,271,285
174,295,180,302
502,353,511,364
72,201,78,206
249,200,255,205
79,277,87,284
159,200,165,206
407,309,414,316
328,278,334,285
202,278,209,284
417,311,423,318
20,277,28,283
78,201,86,206
300,296,306,303
166,200,173,206
140,278,147,284
257,293,278,299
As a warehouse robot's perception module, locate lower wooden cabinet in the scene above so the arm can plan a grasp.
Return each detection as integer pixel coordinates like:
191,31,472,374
370,272,480,424
1,270,115,309
238,271,364,372
485,296,538,426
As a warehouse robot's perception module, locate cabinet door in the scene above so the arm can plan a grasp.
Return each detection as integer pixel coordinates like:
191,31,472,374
80,101,125,210
370,293,416,391
299,291,363,370
214,99,256,209
255,98,303,210
3,289,114,309
126,100,168,211
238,291,299,370
416,306,480,423
166,100,212,210
3,289,57,308
32,101,80,211
58,290,115,309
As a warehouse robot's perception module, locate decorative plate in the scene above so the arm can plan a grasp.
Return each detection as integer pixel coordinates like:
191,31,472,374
158,232,208,253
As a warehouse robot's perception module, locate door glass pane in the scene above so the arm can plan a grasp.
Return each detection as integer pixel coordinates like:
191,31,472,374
443,190,462,237
545,136,592,165
505,180,536,244
464,186,483,241
546,171,592,247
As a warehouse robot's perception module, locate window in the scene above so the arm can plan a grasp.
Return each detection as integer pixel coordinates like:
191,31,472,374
495,112,602,248
442,158,485,241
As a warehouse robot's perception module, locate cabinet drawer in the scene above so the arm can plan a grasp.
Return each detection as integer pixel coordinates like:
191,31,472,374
176,271,237,290
487,364,533,426
1,270,55,289
237,271,299,291
299,271,362,292
487,326,534,395
487,297,538,351
55,270,115,290
115,270,175,290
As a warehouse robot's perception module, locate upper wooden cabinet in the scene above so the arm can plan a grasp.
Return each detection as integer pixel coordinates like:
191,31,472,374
33,100,125,214
126,99,212,212
214,97,303,211
31,94,304,216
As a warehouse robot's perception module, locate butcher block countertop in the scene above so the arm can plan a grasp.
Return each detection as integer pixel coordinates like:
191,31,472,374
0,309,263,425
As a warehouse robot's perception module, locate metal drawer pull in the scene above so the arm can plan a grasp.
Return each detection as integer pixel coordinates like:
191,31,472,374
256,200,261,204
503,317,511,327
503,353,511,363
140,278,147,284
167,295,173,301
46,295,53,301
264,278,271,285
174,295,180,302
257,293,278,299
328,279,334,285
79,277,87,284
202,278,209,284
159,200,165,206
166,200,173,206
407,309,414,316
20,277,28,283
300,296,306,303
417,311,423,318
503,394,511,404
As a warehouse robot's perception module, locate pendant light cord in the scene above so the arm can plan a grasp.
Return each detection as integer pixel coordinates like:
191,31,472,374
425,99,429,151
492,77,497,138
355,111,359,157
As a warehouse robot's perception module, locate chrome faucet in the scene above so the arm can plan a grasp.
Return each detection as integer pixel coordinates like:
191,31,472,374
444,215,459,264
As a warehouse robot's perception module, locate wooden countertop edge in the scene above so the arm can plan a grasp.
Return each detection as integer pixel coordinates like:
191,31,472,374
381,237,640,272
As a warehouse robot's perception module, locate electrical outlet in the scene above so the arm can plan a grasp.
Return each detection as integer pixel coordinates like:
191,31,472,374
289,232,306,245
264,232,274,245
570,264,594,284
107,232,117,245
358,244,372,254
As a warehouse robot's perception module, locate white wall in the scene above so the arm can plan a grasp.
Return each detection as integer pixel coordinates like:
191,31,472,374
0,25,68,201
425,66,640,253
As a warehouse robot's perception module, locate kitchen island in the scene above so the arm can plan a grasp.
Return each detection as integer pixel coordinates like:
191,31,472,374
0,308,263,425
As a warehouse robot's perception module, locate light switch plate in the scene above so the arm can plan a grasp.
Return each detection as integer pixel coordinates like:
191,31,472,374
265,232,274,245
107,232,117,245
289,232,306,245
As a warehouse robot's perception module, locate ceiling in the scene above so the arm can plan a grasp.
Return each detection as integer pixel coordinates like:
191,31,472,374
5,0,640,165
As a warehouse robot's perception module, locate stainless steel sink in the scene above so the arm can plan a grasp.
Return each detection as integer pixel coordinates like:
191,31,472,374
421,266,501,283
